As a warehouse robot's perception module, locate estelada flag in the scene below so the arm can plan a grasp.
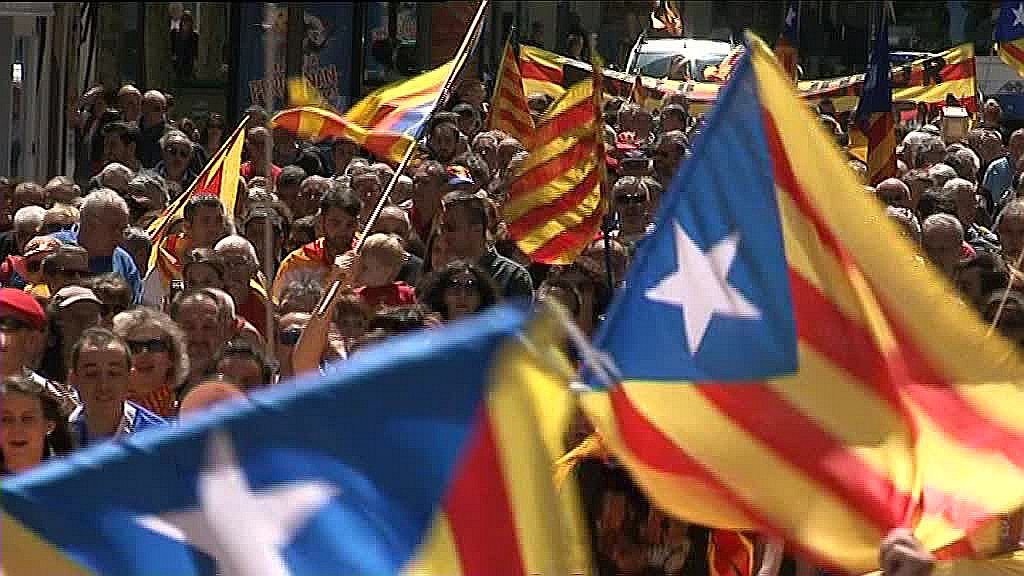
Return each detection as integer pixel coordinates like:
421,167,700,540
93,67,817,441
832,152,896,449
581,33,1024,574
997,1,1024,78
851,7,896,186
2,304,588,576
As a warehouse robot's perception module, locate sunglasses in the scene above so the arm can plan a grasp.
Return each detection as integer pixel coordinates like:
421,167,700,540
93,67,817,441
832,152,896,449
448,278,477,290
278,327,303,346
0,316,33,332
165,145,191,158
616,193,647,206
127,338,170,355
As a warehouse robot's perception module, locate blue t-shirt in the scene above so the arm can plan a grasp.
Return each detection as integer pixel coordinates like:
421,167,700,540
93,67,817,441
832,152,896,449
982,156,1013,207
52,226,142,303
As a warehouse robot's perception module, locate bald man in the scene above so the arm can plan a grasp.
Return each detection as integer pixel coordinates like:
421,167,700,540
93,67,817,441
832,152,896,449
921,213,964,279
137,90,168,169
875,178,911,209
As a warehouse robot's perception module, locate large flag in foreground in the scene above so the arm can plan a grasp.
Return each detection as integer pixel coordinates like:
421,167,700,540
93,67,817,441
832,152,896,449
997,1,1024,78
505,60,606,265
3,305,585,576
850,9,896,185
582,34,1024,574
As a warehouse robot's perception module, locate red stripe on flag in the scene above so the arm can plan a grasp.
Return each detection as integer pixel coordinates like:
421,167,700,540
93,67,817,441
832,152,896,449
532,98,594,146
763,109,1024,473
443,414,526,575
493,109,534,138
509,134,598,200
607,385,857,574
526,208,604,263
519,59,564,85
507,166,600,237
1002,41,1024,70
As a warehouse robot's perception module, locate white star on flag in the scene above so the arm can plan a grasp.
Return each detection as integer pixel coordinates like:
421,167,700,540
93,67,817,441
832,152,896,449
136,432,338,576
1014,3,1024,27
785,6,796,28
645,221,761,355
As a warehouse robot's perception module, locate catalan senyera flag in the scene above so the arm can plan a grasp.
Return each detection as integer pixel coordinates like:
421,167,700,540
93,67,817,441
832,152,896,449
630,74,661,111
2,304,588,576
997,1,1024,77
582,33,1024,575
287,75,329,109
489,31,535,146
520,44,570,101
144,118,247,276
851,9,896,185
505,56,606,265
774,1,799,81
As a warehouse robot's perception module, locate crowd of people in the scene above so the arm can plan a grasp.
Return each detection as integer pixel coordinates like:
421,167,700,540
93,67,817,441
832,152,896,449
1,71,1018,575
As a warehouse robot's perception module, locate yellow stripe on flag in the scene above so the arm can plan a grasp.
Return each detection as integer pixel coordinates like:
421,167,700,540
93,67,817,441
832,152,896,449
504,156,598,221
513,186,602,252
2,512,96,575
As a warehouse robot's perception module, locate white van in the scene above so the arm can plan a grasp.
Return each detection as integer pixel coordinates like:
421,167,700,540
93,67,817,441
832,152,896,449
626,37,735,81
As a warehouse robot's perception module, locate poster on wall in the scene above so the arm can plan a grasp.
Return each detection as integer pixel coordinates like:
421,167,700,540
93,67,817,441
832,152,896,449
234,2,354,116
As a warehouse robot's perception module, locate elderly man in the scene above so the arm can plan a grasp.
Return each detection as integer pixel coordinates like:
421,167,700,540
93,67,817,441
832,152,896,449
155,129,197,191
943,178,999,253
137,90,168,169
101,121,141,172
117,84,142,123
52,189,142,303
273,184,362,300
944,146,981,184
171,288,237,387
67,327,164,447
875,178,912,209
214,235,270,338
922,213,964,279
97,162,134,195
0,205,45,263
372,205,422,285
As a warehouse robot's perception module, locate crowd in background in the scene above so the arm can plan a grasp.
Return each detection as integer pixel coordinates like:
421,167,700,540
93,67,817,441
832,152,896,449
0,71,1018,575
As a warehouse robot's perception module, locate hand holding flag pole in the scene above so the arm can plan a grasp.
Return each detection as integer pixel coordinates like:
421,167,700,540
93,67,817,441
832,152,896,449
293,0,491,376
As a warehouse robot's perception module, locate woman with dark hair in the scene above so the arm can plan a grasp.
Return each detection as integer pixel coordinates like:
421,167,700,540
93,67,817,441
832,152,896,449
1,373,73,474
417,260,499,322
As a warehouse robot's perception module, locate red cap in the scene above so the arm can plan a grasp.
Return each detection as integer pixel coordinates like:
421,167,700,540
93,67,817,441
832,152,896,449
0,287,46,330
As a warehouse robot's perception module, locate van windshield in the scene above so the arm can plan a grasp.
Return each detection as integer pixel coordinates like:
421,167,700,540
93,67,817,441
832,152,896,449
635,52,729,81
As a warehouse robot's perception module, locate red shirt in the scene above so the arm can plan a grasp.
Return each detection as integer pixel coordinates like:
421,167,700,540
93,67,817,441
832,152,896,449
240,161,282,185
355,282,417,309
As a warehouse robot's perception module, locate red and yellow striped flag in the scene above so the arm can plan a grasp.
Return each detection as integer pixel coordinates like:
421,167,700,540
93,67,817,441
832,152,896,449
489,34,535,146
145,118,247,273
519,44,568,101
504,59,606,265
582,33,1024,574
404,307,590,576
851,8,896,185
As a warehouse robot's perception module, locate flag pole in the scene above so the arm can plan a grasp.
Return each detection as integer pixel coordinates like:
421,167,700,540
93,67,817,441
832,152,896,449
589,33,616,294
263,2,277,359
313,0,490,318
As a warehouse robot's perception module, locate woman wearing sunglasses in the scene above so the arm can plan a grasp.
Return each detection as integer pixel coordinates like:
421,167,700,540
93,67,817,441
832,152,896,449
111,307,189,418
156,130,198,193
418,260,499,323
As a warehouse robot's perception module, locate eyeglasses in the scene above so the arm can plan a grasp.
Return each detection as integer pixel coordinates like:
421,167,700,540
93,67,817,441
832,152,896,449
127,338,170,355
164,145,191,158
278,327,303,346
0,317,32,332
616,193,647,206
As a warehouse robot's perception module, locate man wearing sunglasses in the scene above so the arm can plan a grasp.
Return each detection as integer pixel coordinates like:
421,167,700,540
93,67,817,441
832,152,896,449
41,245,91,295
155,130,197,192
51,189,142,304
612,176,654,251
